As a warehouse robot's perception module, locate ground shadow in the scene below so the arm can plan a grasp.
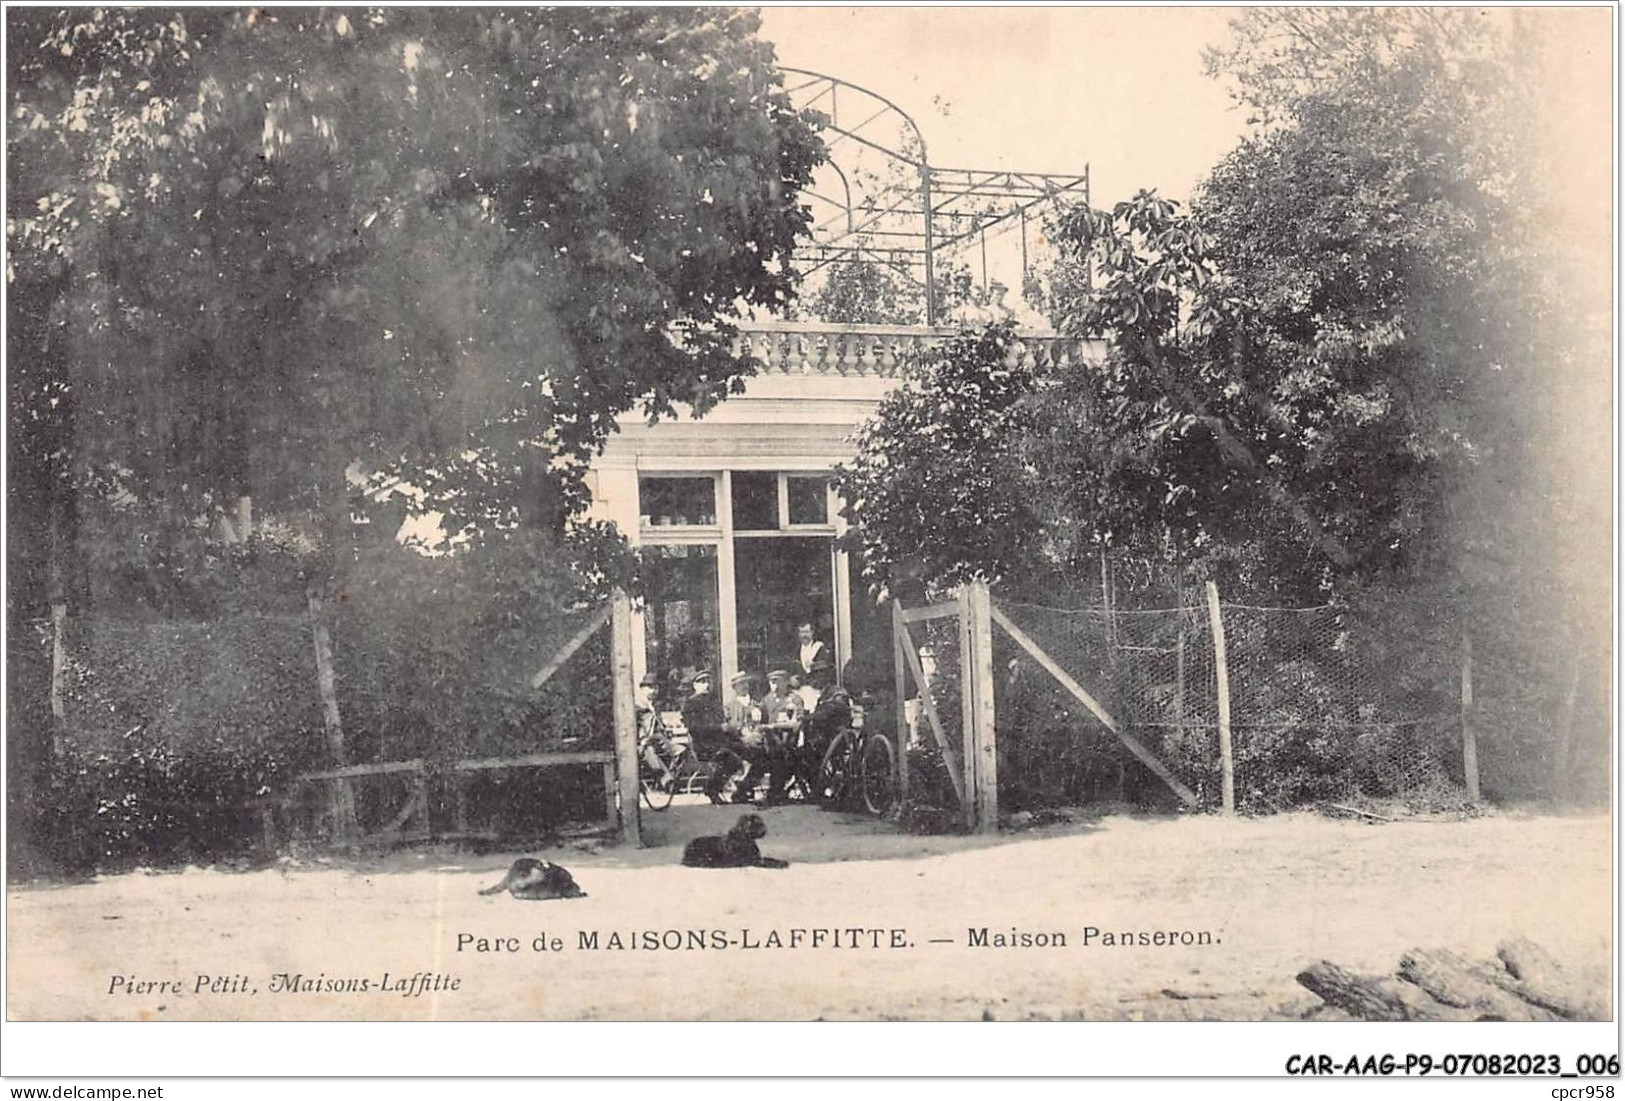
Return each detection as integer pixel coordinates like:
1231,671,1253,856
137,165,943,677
330,798,1190,879
4,800,1186,888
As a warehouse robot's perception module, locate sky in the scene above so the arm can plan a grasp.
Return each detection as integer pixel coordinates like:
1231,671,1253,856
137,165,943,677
757,6,1252,206
755,6,1254,296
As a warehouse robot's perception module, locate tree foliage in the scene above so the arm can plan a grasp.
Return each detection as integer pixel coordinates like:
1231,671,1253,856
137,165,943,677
796,256,980,326
835,324,1041,598
6,9,828,866
7,7,823,601
848,9,1594,604
836,9,1608,806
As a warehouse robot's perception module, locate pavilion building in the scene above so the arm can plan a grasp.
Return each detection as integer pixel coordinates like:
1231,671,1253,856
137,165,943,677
585,316,1094,697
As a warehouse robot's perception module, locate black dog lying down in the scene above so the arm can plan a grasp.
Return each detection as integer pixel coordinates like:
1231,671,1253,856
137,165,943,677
681,813,789,869
479,858,587,900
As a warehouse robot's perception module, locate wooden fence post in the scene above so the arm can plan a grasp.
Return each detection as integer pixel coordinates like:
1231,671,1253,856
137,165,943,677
610,588,641,847
891,601,910,806
957,587,978,831
49,601,68,759
968,581,998,834
1461,632,1480,804
1205,581,1235,815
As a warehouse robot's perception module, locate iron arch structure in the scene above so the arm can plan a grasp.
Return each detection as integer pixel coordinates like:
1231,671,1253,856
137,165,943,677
779,67,1090,325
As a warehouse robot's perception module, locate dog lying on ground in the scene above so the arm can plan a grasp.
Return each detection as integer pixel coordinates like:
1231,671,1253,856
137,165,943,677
680,813,789,869
479,858,587,900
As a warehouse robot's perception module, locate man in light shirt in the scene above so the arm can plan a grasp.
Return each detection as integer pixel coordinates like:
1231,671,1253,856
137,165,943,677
794,620,834,710
796,621,830,682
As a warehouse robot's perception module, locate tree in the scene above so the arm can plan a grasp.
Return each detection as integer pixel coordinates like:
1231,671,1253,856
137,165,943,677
835,324,1041,599
1021,10,1593,602
6,9,825,852
8,7,823,587
1194,7,1612,802
837,10,1605,804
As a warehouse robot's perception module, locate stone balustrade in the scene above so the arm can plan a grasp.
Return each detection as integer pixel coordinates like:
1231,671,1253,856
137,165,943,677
732,319,1103,378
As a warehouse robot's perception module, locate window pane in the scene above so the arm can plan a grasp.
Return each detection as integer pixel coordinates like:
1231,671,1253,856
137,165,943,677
641,544,720,698
734,536,835,681
731,471,778,531
639,476,715,527
787,476,830,525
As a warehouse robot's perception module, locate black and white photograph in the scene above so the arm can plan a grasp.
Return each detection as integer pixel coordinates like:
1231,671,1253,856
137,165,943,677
2,2,1617,1082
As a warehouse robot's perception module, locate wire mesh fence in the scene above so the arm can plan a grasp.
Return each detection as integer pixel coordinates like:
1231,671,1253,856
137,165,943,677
894,610,972,819
993,594,1467,814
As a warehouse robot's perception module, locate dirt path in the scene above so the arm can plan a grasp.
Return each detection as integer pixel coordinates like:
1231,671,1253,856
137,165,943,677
6,806,1611,1021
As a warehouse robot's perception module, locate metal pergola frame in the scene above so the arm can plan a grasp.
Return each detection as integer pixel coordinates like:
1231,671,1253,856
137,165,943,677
780,67,1090,323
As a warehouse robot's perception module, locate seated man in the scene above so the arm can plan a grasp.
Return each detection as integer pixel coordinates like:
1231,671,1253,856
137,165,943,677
757,669,806,806
679,669,748,806
724,670,766,803
799,682,855,797
637,672,674,785
762,668,806,726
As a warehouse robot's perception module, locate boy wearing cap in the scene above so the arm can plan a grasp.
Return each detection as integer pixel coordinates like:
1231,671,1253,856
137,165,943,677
763,669,806,726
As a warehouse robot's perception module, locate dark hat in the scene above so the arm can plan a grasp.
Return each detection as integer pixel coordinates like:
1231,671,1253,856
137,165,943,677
767,668,790,680
638,672,660,688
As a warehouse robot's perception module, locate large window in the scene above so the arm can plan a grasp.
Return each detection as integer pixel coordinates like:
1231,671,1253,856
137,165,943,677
641,544,721,697
633,469,844,695
727,471,835,534
733,536,835,679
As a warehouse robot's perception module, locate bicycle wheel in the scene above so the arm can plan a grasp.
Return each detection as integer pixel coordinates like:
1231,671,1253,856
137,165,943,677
816,731,854,808
640,770,675,812
859,734,898,817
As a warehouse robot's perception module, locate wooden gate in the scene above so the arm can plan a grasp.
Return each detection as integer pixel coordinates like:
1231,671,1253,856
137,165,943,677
989,602,1197,809
891,580,998,833
893,580,1198,835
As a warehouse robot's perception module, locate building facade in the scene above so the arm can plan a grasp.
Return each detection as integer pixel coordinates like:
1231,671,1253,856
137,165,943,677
586,318,1093,699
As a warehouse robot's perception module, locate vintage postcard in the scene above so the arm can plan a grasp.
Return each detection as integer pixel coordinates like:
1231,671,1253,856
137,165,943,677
3,3,1616,1079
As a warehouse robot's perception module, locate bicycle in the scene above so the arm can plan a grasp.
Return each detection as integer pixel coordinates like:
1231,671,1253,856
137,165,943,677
812,702,899,816
638,714,708,811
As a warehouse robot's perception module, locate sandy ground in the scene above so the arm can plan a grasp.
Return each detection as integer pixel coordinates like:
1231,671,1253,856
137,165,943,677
4,803,1613,1022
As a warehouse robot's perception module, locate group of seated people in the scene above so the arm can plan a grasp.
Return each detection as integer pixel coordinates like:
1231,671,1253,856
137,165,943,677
639,624,854,806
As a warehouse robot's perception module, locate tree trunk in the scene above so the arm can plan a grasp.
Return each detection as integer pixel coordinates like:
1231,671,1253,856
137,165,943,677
307,583,358,839
214,495,253,544
1298,942,1602,1022
45,476,74,761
